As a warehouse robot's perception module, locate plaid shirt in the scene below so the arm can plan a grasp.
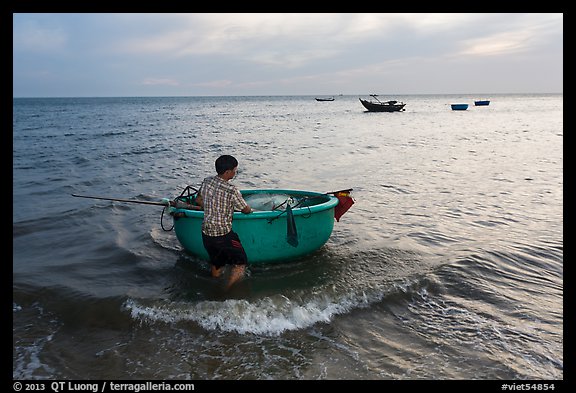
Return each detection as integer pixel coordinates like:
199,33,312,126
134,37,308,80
199,176,248,236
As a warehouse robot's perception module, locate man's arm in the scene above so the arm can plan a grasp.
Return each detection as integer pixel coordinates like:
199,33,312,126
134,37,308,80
195,193,203,208
169,200,202,210
233,188,251,214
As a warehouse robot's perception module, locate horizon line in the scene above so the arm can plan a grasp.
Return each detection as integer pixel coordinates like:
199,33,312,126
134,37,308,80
13,92,563,99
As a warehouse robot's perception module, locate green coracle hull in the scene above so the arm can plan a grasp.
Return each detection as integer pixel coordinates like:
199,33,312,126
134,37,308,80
171,189,339,264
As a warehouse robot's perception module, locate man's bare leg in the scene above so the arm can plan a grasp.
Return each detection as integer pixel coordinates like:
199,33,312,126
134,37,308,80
226,264,246,289
211,265,223,278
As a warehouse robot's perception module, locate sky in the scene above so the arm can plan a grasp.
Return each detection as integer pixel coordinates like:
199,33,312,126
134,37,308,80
12,13,563,97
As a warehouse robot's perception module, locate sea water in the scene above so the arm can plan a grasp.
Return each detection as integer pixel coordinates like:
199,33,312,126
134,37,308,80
13,94,563,380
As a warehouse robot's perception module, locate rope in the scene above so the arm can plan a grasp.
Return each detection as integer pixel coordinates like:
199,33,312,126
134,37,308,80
160,206,174,231
160,185,199,231
267,197,313,223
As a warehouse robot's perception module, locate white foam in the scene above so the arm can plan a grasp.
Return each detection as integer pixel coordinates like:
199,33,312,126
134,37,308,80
13,333,56,379
13,303,58,379
149,227,181,252
124,288,385,336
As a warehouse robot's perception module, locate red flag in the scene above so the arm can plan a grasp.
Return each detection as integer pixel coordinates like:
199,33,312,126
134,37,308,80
332,191,354,222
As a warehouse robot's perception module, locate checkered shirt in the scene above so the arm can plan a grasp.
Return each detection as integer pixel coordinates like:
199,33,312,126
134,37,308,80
199,176,248,236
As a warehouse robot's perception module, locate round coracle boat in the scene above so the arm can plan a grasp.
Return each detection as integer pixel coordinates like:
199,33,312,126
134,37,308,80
170,189,341,264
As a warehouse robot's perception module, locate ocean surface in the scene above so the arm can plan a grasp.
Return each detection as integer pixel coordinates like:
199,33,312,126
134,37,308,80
13,94,563,380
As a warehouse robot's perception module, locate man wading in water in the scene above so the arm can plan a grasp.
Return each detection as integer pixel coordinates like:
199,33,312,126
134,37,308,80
195,155,252,289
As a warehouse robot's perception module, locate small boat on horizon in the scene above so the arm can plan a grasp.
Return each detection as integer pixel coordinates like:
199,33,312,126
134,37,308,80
474,100,490,106
451,103,469,111
315,97,335,101
359,95,406,112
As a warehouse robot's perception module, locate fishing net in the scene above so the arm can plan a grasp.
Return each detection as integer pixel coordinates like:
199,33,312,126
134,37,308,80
243,193,296,211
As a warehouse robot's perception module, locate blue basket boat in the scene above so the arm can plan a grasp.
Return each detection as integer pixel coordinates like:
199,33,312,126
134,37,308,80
170,189,342,264
451,103,469,111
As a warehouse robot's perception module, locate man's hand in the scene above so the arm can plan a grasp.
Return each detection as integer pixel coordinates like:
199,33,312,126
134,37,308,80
170,200,202,210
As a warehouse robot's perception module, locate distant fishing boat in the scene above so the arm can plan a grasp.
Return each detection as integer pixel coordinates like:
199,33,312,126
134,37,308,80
474,100,490,106
451,104,469,111
315,97,335,102
359,95,406,112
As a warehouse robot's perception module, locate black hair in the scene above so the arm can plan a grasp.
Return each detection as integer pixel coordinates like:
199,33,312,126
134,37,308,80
215,155,238,175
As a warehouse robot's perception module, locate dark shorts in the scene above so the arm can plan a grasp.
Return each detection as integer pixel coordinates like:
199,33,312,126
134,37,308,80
202,231,248,268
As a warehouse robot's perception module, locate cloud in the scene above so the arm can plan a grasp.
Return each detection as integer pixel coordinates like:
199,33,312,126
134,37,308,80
142,78,180,86
191,80,233,88
13,18,67,53
458,15,563,57
109,14,398,61
90,14,563,67
12,13,563,96
460,31,533,56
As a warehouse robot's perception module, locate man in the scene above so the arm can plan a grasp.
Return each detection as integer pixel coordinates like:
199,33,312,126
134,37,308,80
196,155,252,289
